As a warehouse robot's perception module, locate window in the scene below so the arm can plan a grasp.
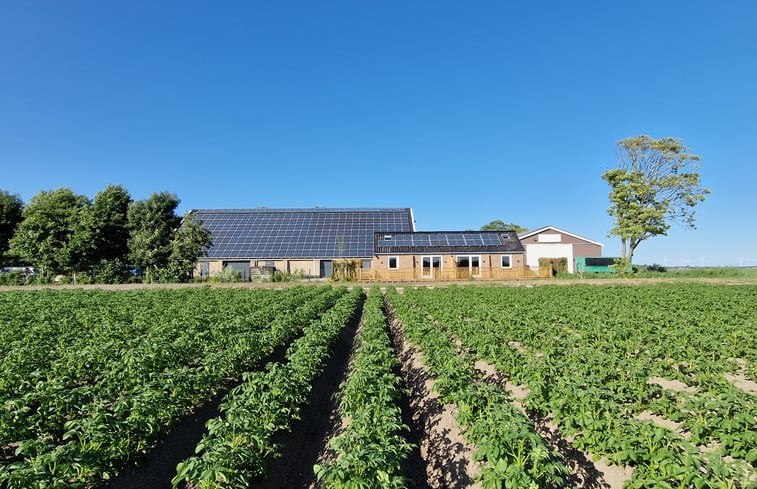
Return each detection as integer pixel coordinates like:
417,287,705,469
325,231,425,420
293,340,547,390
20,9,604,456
456,255,481,277
388,256,399,269
361,259,372,269
537,234,561,243
421,255,442,279
501,255,512,268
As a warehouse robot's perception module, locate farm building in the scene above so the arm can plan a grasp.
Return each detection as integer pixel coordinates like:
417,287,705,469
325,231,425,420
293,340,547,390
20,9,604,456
518,225,603,273
192,208,547,281
364,230,539,281
192,208,415,280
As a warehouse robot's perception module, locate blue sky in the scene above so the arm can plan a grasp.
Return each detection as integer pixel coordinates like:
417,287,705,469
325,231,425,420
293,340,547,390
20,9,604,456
2,1,755,266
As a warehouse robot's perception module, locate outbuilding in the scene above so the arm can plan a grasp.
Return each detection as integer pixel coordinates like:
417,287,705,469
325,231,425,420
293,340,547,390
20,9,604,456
364,230,543,281
518,225,603,273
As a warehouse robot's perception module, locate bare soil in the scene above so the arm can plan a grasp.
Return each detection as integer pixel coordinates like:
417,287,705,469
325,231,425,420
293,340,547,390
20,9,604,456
635,410,684,433
724,372,757,395
647,376,697,393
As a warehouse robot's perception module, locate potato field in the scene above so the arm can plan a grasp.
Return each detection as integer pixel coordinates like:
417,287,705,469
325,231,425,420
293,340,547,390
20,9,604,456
0,283,755,489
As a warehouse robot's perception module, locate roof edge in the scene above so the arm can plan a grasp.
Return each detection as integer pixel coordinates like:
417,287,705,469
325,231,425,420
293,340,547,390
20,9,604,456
518,225,603,246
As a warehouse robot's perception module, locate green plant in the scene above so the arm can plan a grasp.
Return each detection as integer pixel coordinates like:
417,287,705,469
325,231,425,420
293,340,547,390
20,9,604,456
270,269,304,282
538,257,568,276
174,288,360,489
315,288,412,488
0,270,22,286
0,286,340,488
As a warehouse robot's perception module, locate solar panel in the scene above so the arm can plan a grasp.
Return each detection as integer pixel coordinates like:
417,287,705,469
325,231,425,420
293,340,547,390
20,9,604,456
195,208,413,259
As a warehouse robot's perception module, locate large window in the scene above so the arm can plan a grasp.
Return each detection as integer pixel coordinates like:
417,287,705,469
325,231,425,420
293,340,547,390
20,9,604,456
421,255,442,279
501,255,512,268
388,256,399,269
456,255,481,277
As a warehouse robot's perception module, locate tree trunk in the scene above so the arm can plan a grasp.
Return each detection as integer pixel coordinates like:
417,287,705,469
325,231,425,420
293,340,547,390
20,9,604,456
628,239,640,264
621,239,628,260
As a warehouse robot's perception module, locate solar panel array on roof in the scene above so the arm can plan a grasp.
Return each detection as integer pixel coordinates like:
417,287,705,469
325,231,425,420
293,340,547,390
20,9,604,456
381,232,506,248
194,208,414,259
375,231,524,254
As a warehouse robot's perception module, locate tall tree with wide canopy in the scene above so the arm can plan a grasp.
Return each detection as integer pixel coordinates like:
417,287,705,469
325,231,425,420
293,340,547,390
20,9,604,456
0,190,24,262
602,135,710,265
9,188,93,278
127,192,182,282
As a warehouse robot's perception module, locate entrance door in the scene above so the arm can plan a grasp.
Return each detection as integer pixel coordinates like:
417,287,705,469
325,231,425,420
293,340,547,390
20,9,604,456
320,260,333,278
421,256,441,279
455,255,481,279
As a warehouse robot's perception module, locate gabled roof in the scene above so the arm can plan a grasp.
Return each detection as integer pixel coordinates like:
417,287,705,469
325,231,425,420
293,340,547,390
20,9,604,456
375,231,524,255
194,208,414,259
518,226,603,246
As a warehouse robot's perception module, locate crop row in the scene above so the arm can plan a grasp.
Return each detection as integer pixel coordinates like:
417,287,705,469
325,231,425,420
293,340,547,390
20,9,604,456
315,287,413,489
401,284,756,488
0,286,344,488
385,288,571,488
173,287,362,489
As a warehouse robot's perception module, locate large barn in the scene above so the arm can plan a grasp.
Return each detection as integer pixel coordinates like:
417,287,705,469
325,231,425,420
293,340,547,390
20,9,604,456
193,208,415,279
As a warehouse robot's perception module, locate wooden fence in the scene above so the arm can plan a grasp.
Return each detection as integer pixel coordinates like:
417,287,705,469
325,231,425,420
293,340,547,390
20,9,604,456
356,266,550,282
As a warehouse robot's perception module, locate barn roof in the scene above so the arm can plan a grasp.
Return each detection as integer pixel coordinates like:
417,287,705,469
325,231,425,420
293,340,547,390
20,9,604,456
518,225,603,246
374,231,524,255
193,208,414,259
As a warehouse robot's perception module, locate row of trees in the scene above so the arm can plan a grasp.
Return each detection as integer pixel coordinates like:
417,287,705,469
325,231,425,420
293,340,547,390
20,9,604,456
0,185,212,283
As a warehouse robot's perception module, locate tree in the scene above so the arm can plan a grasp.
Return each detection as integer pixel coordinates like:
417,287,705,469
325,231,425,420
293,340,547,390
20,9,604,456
602,135,710,265
9,188,93,279
481,220,527,234
0,190,24,262
91,185,132,282
127,192,181,282
92,185,132,262
161,211,213,282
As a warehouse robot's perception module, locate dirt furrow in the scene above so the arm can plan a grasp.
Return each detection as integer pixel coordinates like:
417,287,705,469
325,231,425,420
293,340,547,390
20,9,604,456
255,299,363,489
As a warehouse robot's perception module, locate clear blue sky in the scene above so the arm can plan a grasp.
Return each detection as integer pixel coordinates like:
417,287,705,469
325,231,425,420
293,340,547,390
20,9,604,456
2,1,755,266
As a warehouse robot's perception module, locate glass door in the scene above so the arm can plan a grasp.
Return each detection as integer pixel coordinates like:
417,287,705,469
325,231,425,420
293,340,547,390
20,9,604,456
421,256,441,279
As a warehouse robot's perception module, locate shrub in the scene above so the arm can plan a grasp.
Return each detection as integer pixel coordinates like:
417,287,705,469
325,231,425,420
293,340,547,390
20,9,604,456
538,257,569,276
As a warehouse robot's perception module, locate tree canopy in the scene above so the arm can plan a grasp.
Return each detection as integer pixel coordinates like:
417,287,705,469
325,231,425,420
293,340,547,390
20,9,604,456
9,188,93,278
481,220,527,234
4,186,210,283
162,211,213,282
0,190,24,261
127,192,182,282
602,135,709,264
